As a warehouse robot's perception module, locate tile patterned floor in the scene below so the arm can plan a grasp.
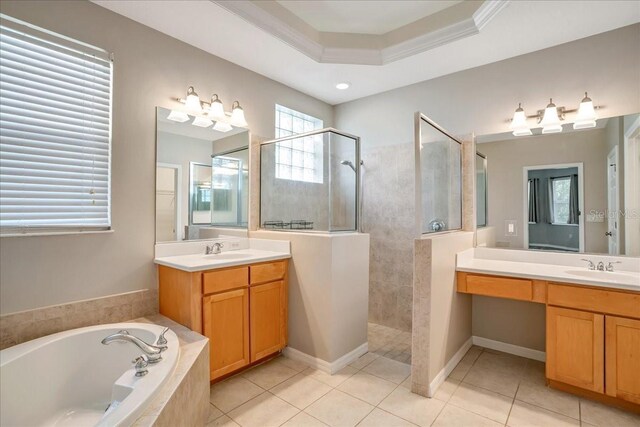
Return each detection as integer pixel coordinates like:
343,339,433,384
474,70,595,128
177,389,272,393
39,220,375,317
367,322,412,364
208,346,640,427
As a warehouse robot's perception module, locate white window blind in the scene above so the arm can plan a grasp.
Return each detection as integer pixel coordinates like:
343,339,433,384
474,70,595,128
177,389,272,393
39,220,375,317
0,16,112,234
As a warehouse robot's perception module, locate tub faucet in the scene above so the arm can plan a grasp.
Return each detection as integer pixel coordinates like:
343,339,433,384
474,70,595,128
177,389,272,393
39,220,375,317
101,330,167,364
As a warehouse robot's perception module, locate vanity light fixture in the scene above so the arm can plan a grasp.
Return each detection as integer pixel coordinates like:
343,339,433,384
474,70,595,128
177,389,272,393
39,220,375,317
574,92,597,129
208,94,225,120
509,103,532,136
230,101,248,127
192,116,213,128
213,120,233,132
184,86,202,113
540,99,563,134
166,110,190,123
336,82,350,90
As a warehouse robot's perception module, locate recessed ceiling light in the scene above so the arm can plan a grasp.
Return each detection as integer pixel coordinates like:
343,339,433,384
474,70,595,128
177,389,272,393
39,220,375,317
336,82,350,90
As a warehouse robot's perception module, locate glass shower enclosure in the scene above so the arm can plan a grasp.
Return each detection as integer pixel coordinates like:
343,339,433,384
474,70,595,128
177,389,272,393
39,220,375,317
260,128,360,232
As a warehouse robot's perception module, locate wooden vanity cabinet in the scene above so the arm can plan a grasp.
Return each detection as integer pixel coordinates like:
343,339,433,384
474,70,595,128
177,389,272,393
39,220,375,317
159,259,289,381
546,306,604,393
456,271,640,410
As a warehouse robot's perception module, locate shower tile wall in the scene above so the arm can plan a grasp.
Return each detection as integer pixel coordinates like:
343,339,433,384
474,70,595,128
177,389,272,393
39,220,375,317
362,142,415,331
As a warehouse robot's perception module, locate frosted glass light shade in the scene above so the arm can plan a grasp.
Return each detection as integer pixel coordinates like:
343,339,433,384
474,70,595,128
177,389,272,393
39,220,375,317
230,101,248,127
167,110,189,122
540,99,562,134
510,104,532,136
213,120,232,132
192,116,213,128
209,98,225,120
184,86,202,113
574,93,597,129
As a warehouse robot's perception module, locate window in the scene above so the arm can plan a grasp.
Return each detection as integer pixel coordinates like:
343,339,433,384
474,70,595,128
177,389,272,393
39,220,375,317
0,17,112,234
551,177,571,224
275,104,323,183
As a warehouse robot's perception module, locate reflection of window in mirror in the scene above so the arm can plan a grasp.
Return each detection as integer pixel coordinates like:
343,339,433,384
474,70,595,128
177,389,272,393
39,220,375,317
476,152,487,228
550,177,571,224
275,104,323,183
190,162,212,225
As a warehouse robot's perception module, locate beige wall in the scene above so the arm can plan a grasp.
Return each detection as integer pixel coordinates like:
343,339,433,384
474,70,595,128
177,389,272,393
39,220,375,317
336,24,640,332
0,0,333,314
480,129,609,253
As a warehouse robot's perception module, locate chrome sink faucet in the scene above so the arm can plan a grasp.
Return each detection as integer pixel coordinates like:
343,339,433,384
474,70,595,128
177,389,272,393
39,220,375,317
205,242,224,255
596,261,605,271
581,259,596,270
101,330,167,363
606,261,622,272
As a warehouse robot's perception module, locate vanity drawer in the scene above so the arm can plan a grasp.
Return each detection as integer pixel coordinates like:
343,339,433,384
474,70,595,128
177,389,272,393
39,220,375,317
250,261,287,285
547,283,640,319
465,274,533,301
203,266,249,295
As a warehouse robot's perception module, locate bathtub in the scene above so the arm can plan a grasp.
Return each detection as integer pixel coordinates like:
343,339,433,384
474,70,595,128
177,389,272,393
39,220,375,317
1,323,179,427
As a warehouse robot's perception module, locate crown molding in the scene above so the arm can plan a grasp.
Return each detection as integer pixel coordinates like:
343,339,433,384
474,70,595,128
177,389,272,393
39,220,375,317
214,0,510,66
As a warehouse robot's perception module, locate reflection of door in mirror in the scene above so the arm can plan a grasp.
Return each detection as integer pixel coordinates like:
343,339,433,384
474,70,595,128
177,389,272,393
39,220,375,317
190,162,212,225
624,115,640,256
156,164,181,242
212,147,249,228
607,147,619,254
525,165,583,253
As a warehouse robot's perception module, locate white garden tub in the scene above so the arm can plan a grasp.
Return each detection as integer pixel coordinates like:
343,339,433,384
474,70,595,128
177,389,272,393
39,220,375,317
1,323,179,427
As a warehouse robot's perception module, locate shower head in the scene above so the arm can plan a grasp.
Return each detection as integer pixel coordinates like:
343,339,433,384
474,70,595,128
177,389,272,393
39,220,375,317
340,160,356,172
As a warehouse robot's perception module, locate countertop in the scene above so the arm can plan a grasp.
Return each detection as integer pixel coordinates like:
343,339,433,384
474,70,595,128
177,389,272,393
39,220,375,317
457,248,640,292
155,249,291,272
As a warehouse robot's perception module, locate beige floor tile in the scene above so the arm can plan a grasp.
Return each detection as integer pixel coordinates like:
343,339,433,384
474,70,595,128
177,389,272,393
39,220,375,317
210,377,264,413
520,359,546,385
473,351,526,376
461,346,483,365
507,401,580,427
271,373,333,410
362,357,411,384
337,372,397,405
448,382,513,424
282,412,328,427
278,356,310,373
208,403,224,422
400,375,412,390
357,408,417,427
448,360,474,381
206,415,241,427
303,365,358,388
378,386,445,427
350,352,380,370
243,359,299,389
432,379,461,402
515,381,579,419
579,399,640,427
463,364,521,397
305,389,374,427
432,404,502,427
227,392,299,427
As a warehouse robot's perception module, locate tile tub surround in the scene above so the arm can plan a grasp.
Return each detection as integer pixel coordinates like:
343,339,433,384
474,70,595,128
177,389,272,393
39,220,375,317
457,247,640,291
0,288,158,350
133,315,209,427
206,347,640,427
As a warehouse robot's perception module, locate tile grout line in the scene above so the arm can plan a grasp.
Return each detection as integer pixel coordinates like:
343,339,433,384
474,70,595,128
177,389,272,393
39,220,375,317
505,381,521,426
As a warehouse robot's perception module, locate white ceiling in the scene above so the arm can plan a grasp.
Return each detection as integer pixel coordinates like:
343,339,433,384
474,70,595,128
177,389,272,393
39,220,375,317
276,0,463,35
93,1,640,105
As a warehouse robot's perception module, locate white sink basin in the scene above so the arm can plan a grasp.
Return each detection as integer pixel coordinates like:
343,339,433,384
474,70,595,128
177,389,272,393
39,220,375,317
565,269,637,283
203,253,253,261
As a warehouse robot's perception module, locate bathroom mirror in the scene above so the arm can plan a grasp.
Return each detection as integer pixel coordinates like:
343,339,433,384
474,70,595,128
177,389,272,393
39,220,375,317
478,113,639,256
415,114,463,234
155,106,250,242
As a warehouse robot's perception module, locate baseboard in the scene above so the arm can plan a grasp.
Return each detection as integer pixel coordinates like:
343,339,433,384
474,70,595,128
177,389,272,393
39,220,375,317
283,342,368,374
428,337,473,397
472,336,546,362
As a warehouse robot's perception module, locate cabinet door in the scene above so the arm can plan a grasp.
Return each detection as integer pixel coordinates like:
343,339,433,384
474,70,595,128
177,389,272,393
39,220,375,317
203,288,250,380
546,306,604,393
606,316,640,404
250,280,287,361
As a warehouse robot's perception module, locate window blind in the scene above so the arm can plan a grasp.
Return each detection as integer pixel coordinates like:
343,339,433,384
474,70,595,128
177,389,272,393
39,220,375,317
0,17,112,233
